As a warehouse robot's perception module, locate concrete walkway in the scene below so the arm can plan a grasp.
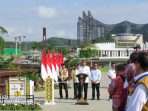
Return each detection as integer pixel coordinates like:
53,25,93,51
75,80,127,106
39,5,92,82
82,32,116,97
35,75,112,111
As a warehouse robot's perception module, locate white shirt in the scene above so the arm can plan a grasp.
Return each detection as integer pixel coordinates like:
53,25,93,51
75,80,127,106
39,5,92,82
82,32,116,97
90,69,101,84
126,72,148,111
77,65,91,83
107,69,116,84
73,69,79,83
107,69,116,79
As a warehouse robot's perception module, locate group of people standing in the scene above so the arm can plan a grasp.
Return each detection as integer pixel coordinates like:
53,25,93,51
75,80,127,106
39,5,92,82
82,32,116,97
58,61,102,100
57,50,147,111
108,51,148,111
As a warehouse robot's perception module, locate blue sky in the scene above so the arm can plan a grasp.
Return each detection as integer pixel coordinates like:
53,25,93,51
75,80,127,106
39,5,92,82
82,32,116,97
0,0,148,41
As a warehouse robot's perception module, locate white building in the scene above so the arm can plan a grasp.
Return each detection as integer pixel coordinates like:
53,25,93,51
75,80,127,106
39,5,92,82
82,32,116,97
112,33,143,48
77,33,147,62
94,42,134,62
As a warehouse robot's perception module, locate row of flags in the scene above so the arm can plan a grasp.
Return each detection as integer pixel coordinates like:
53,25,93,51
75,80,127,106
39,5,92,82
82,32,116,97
41,49,64,81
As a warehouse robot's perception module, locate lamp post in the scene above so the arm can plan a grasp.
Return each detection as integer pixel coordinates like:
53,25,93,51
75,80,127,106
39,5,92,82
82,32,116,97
14,35,26,56
14,37,18,56
21,36,26,50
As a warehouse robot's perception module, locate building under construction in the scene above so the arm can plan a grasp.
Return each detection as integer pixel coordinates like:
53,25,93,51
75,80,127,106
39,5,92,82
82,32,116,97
77,11,105,45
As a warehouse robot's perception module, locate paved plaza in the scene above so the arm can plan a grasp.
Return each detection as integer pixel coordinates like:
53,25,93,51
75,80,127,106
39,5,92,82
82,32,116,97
35,75,112,111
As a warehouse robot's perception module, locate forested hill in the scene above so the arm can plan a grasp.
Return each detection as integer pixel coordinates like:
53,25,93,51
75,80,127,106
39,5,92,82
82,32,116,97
102,21,148,41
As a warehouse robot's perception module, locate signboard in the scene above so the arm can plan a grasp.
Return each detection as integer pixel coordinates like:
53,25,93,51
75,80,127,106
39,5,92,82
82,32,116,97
30,80,34,95
0,95,34,104
9,77,26,96
0,77,35,105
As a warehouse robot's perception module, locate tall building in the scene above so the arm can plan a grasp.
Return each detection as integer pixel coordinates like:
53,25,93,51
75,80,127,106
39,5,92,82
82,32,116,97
77,11,105,44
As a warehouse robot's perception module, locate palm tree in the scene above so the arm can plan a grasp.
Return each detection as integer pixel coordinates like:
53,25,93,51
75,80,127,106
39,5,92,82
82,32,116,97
0,26,8,55
80,41,96,49
0,26,7,34
0,36,5,55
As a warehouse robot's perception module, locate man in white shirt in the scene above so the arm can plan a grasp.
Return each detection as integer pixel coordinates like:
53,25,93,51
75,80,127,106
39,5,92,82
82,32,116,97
90,63,102,100
77,60,91,100
72,65,79,99
126,51,148,111
107,63,116,100
107,63,116,81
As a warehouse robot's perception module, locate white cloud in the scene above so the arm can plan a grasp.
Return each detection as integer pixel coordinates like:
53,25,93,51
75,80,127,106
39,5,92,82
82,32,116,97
6,26,16,35
5,26,21,37
26,27,33,34
2,26,33,41
55,30,66,37
38,6,57,18
91,2,148,24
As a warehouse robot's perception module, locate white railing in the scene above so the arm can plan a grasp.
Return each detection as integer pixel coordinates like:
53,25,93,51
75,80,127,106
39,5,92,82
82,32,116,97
77,47,148,61
97,49,133,61
99,49,133,58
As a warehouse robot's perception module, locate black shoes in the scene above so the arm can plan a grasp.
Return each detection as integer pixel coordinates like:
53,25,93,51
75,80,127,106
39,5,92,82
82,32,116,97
91,97,100,100
91,98,95,100
84,98,87,101
60,96,68,99
97,97,100,100
73,96,78,99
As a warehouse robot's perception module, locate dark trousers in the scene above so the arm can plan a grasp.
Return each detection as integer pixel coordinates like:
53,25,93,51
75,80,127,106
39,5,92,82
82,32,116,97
73,83,79,98
78,83,88,100
112,106,125,111
92,83,100,99
59,82,68,98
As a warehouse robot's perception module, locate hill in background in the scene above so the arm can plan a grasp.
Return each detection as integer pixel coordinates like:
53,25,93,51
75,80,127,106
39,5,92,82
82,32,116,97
1,19,148,49
5,37,78,50
102,20,148,41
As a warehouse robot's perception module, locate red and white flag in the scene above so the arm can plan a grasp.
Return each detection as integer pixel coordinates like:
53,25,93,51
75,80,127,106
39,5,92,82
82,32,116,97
46,51,53,79
56,53,61,69
59,51,64,66
41,49,48,81
51,53,58,82
55,53,60,77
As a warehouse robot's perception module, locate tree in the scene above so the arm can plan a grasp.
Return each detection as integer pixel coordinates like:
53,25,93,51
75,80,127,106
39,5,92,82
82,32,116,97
80,41,95,49
79,48,98,58
64,58,80,69
0,26,7,55
0,36,5,54
55,47,69,56
94,35,114,43
32,42,40,50
0,26,7,34
79,42,99,58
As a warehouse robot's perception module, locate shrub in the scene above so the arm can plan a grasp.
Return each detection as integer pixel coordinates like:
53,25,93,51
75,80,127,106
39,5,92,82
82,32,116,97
0,104,41,111
79,48,98,58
